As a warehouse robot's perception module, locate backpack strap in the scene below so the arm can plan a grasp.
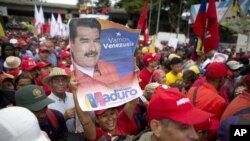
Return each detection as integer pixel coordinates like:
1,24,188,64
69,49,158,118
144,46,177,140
192,87,199,107
132,128,151,141
233,107,250,116
46,109,59,130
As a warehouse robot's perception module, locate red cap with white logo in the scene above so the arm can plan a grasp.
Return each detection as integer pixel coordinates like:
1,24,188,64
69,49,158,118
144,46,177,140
147,86,212,125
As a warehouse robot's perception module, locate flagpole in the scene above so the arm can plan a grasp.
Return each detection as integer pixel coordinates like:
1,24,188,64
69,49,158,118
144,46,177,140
156,0,162,38
200,19,208,55
176,0,183,38
148,0,153,36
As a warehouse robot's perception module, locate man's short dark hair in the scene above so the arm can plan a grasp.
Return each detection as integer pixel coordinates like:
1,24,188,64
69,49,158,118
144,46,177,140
69,18,101,42
170,57,182,65
183,70,197,82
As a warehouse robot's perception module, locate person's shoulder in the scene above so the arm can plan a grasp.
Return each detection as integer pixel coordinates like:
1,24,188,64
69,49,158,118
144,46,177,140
66,92,73,97
50,109,62,115
48,93,57,100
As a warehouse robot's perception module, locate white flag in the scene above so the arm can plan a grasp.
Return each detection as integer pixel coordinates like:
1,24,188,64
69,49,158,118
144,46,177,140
50,14,58,37
34,5,39,26
57,13,63,36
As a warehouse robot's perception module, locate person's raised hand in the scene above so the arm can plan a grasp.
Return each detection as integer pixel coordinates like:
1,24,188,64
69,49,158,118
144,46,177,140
64,107,75,120
70,71,79,93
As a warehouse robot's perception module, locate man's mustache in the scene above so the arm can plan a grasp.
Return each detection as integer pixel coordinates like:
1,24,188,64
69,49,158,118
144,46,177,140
84,51,98,56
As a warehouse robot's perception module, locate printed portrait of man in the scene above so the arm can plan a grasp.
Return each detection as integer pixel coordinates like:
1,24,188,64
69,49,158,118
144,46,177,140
69,18,141,110
70,18,122,91
212,53,228,63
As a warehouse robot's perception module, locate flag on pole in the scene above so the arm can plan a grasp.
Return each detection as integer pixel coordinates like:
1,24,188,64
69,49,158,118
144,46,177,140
137,0,149,46
149,35,156,53
50,14,58,37
57,13,63,36
0,23,5,36
143,22,149,46
33,5,39,26
39,6,45,25
137,0,148,29
193,0,207,56
193,0,219,55
204,0,219,53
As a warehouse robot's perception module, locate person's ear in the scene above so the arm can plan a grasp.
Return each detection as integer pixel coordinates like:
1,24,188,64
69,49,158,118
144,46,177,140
150,120,162,137
95,116,100,125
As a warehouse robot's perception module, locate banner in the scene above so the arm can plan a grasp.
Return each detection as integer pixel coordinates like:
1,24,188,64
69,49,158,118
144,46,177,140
69,18,142,111
220,1,250,35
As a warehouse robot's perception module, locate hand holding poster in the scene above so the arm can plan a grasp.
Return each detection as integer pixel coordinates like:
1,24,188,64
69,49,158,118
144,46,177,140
69,18,142,111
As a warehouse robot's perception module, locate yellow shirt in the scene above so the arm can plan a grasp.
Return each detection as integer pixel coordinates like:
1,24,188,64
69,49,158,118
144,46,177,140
166,71,183,86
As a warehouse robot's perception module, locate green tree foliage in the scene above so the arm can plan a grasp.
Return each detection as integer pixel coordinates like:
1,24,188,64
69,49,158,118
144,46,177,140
117,0,200,35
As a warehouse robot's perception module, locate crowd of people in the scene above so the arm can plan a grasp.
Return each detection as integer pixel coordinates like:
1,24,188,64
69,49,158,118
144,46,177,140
0,23,250,141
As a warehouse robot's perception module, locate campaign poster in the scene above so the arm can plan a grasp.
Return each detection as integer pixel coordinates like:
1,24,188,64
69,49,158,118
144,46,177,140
69,18,142,111
211,52,228,63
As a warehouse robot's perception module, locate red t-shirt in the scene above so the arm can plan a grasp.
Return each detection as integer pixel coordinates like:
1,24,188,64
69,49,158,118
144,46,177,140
35,77,51,96
92,109,138,141
221,91,250,122
139,67,153,90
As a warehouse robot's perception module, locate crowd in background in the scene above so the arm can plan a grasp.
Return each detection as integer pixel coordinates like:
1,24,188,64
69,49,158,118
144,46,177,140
0,28,250,141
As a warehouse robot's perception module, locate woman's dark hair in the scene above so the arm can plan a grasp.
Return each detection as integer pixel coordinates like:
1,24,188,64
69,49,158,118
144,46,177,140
27,41,38,50
170,57,182,65
14,71,35,88
183,70,197,83
1,42,15,60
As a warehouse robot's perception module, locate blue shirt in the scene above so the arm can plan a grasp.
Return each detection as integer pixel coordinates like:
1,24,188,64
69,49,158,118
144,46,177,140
35,53,57,67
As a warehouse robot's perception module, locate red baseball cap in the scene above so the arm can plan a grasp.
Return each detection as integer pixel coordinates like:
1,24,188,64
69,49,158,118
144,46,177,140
21,57,37,71
95,109,107,116
94,108,117,116
58,61,69,68
205,62,233,79
61,50,70,60
0,73,14,81
36,61,51,69
39,46,50,53
143,53,160,65
147,86,212,125
17,39,27,47
194,118,219,132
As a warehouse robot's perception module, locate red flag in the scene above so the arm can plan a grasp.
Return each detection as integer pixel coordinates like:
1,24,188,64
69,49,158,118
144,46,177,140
193,0,207,55
40,23,50,35
143,22,149,46
137,0,148,29
204,0,219,53
193,0,207,40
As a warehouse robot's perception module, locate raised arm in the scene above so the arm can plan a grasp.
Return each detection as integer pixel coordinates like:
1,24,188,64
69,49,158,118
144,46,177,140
70,73,97,140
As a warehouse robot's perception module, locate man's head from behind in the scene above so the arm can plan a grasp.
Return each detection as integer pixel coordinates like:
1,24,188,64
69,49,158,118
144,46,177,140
15,85,54,123
205,62,232,90
147,86,212,141
69,18,101,68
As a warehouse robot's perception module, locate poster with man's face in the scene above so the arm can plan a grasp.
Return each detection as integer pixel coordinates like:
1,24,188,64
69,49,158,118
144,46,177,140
211,52,228,63
69,18,142,111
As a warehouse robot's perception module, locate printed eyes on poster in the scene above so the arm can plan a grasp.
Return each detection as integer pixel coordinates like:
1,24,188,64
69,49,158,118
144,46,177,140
69,18,142,111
